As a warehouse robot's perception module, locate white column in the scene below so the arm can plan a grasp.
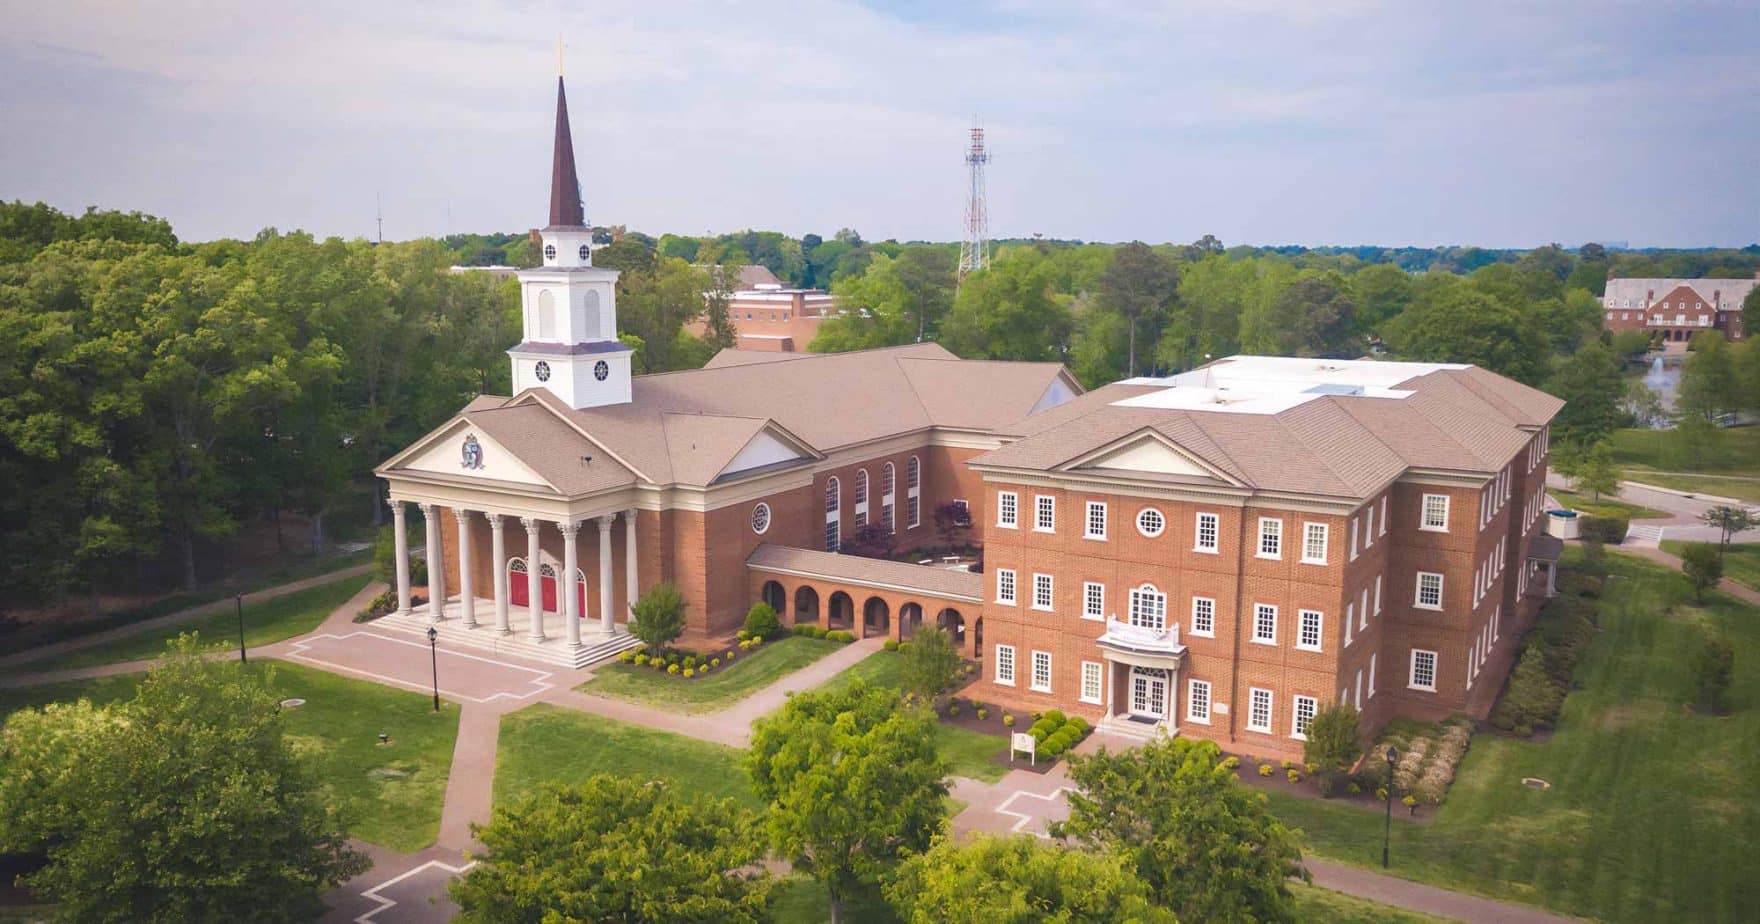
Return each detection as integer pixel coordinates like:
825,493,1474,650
597,515,615,634
423,504,447,622
453,509,476,629
522,517,545,641
391,501,411,616
623,508,639,626
560,521,582,649
489,514,510,635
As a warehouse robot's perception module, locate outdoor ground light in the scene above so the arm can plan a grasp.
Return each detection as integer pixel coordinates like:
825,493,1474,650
1383,745,1399,868
427,626,440,712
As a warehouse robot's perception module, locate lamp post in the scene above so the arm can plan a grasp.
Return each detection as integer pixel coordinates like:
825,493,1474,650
427,626,440,712
1382,745,1398,868
235,594,247,664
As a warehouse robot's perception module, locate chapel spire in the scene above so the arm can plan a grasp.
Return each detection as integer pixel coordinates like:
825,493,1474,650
548,75,585,228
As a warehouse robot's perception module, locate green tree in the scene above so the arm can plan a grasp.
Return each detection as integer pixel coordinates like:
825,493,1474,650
630,582,688,650
811,250,952,353
1678,332,1739,420
1384,282,1548,383
900,626,963,701
1692,637,1734,714
1576,441,1620,501
939,248,1071,362
1670,412,1722,470
1680,542,1724,603
1545,341,1626,443
746,681,949,923
1302,702,1361,772
1349,263,1414,334
883,834,1177,924
449,777,769,923
0,636,366,922
1244,272,1358,357
1700,505,1756,554
1052,737,1305,923
1097,241,1178,376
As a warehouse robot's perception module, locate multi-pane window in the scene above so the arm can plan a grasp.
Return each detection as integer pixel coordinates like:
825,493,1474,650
1035,495,1056,532
998,491,1018,528
1190,596,1215,636
1031,650,1052,692
1416,571,1444,610
1258,518,1282,558
1032,573,1054,611
1187,679,1212,723
1080,661,1103,703
1085,501,1107,539
1303,522,1328,563
1137,507,1165,537
854,469,869,527
1297,609,1323,651
995,645,1015,685
1129,584,1167,630
1252,604,1277,644
825,477,841,551
996,568,1016,604
1194,513,1219,552
882,463,896,533
1083,582,1105,620
906,456,921,529
1421,494,1450,531
1410,649,1437,691
1292,695,1318,739
1247,688,1273,732
1364,505,1374,547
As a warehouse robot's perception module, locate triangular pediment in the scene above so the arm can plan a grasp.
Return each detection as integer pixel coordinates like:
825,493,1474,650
1063,430,1239,484
393,419,556,489
721,428,813,478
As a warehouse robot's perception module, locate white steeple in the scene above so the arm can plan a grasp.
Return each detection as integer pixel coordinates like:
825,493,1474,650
507,72,634,411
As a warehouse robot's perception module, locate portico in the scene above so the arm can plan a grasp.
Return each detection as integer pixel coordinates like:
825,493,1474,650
1095,617,1186,740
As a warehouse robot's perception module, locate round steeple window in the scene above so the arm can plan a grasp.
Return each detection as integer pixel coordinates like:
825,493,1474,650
594,360,610,381
751,503,771,535
534,361,551,382
543,244,556,261
578,244,591,261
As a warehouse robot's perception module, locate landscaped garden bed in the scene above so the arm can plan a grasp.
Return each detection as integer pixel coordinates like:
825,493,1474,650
580,634,847,713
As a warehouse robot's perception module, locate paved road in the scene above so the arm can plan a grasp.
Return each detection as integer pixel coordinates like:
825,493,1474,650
1548,473,1760,547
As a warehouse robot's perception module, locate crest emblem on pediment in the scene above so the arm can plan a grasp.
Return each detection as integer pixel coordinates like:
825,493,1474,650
461,434,485,470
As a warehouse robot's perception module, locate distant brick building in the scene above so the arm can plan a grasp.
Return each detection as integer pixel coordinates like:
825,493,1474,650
1601,274,1756,343
685,265,838,352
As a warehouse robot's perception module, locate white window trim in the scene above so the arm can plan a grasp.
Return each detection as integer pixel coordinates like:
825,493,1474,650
1082,582,1105,621
1379,497,1388,536
995,644,1015,686
1257,517,1283,560
1189,596,1216,638
1348,518,1359,560
1186,679,1212,724
1080,661,1104,704
1031,573,1055,612
1420,493,1450,532
1368,652,1378,697
1416,571,1444,611
1251,603,1277,646
1409,648,1438,692
1030,650,1053,693
1084,501,1107,540
995,568,1016,605
1296,609,1324,652
1302,522,1329,565
1194,512,1220,553
1137,507,1166,538
1291,695,1318,741
1034,495,1056,533
997,491,1018,529
1246,687,1274,733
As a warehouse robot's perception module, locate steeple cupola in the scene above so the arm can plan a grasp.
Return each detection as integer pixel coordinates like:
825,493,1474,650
508,71,633,410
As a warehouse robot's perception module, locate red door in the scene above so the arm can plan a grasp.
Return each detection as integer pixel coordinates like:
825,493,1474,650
509,563,529,607
540,570,558,613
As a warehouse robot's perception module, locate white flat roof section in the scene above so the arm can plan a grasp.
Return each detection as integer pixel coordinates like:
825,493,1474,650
1111,356,1469,416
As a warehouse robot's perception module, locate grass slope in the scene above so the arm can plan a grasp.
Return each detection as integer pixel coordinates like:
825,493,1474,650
1547,487,1667,521
1624,472,1760,503
495,703,759,809
1267,552,1760,922
1663,540,1760,592
26,575,369,672
576,636,844,713
1610,425,1760,475
0,661,458,852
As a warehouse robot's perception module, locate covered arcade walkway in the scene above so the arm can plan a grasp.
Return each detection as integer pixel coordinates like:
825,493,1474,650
746,544,985,658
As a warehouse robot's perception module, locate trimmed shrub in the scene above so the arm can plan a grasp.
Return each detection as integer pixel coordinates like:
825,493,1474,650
1580,515,1628,545
1066,716,1090,735
883,639,900,652
711,658,721,668
825,629,855,643
682,668,695,679
632,653,647,666
1042,709,1068,726
1222,756,1240,770
793,624,815,637
666,663,680,675
1287,769,1302,784
976,707,987,720
1303,703,1362,772
742,602,782,639
726,649,736,660
1002,714,1015,727
1259,763,1274,777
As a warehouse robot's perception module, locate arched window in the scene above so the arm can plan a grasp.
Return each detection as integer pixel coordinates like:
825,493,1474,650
906,456,921,529
537,290,557,339
509,558,528,574
540,563,557,578
825,477,841,551
1129,583,1167,631
854,469,870,527
882,463,896,534
583,290,601,339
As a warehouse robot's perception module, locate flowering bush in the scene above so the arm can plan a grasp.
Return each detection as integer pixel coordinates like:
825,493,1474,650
1259,764,1274,777
666,663,680,675
1002,714,1015,727
682,668,695,679
1222,756,1240,769
1287,769,1302,784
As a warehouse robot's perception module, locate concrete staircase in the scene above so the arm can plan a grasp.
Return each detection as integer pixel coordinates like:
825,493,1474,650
1096,713,1176,744
371,610,641,669
1626,523,1666,546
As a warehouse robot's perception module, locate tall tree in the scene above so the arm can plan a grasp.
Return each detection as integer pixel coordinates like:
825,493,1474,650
1244,272,1357,357
746,681,949,923
1349,263,1414,334
1096,242,1178,376
1545,340,1625,444
939,249,1071,363
883,834,1176,924
1053,737,1305,923
1677,333,1739,421
449,777,770,923
1383,281,1548,384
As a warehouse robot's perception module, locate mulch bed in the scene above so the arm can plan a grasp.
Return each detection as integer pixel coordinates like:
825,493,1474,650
1223,756,1434,823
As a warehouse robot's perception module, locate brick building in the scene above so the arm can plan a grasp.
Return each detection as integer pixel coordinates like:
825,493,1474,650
1601,274,1755,343
681,264,839,352
374,73,1564,760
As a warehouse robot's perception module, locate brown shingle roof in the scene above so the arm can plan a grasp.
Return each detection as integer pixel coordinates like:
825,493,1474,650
464,404,636,495
747,545,983,601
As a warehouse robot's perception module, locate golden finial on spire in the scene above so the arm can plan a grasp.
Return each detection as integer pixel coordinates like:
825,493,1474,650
556,36,564,76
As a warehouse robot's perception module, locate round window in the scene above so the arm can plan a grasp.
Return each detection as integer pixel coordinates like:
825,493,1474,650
594,360,610,381
578,244,591,261
751,502,771,535
1137,507,1166,538
543,244,556,261
534,360,551,382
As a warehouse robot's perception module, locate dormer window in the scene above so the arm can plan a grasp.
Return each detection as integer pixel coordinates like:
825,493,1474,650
543,244,557,261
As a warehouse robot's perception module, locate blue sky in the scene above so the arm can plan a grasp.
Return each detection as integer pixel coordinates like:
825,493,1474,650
2,0,1755,248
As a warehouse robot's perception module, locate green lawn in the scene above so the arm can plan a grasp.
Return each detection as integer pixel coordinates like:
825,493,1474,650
0,661,458,853
817,651,1008,782
820,649,906,693
1291,884,1449,923
1663,540,1760,592
23,575,369,672
576,636,845,713
1629,472,1760,503
1548,487,1667,521
1610,425,1760,475
1263,552,1760,923
495,703,760,809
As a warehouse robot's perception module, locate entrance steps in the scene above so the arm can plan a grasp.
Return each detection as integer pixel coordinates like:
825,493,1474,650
373,609,641,669
1096,714,1177,744
1625,524,1666,545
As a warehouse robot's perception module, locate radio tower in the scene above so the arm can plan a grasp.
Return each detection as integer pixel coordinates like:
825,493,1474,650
957,124,991,281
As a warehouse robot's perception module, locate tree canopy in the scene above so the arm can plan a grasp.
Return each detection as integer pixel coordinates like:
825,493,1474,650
883,834,1177,924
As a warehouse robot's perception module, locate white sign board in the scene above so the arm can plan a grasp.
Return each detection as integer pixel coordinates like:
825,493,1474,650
1011,732,1037,766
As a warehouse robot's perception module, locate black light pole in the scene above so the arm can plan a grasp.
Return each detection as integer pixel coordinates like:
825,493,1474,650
427,626,440,712
235,594,247,664
1382,745,1399,868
